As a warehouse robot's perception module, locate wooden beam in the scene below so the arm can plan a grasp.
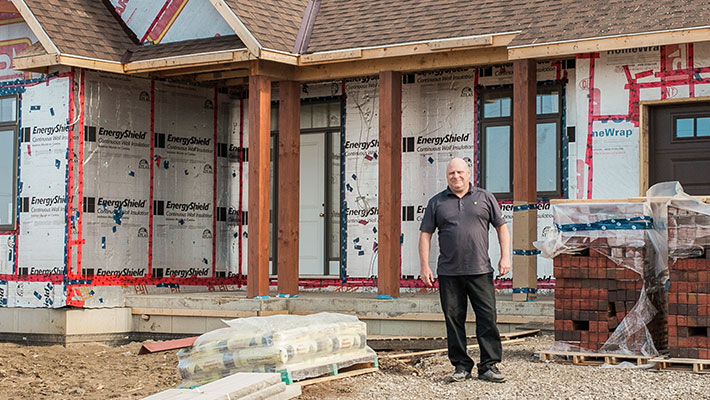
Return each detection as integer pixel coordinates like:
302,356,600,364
277,80,301,296
12,53,58,71
294,47,510,82
299,33,514,66
152,61,250,77
194,68,249,82
377,71,402,298
249,60,295,81
123,50,250,74
512,59,537,302
508,28,710,60
247,75,272,298
58,55,124,73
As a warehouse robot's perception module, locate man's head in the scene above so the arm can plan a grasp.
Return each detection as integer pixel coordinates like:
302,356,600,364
446,158,471,195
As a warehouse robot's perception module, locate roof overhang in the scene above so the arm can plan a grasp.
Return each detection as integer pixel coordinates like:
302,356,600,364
508,26,710,60
300,32,518,65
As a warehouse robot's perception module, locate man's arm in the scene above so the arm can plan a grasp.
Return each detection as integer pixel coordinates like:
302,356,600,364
419,231,434,286
495,223,511,277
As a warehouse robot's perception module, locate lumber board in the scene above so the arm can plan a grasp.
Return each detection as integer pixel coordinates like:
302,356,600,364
382,337,526,360
296,365,379,387
368,329,540,351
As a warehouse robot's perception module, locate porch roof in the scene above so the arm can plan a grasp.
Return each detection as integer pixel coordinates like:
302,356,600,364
10,0,710,76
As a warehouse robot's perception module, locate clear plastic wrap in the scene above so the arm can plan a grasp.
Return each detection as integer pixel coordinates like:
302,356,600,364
177,312,376,387
536,181,710,357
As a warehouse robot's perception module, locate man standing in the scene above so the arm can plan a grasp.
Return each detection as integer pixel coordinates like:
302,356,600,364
418,157,511,383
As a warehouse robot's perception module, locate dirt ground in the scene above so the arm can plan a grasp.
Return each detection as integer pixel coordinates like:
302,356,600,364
2,335,710,400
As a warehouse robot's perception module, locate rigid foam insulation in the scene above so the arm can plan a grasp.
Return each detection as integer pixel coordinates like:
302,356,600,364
82,71,151,278
153,81,215,278
12,76,71,307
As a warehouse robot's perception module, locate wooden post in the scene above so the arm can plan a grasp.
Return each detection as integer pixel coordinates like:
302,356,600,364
512,59,538,302
277,80,300,296
378,71,402,298
247,75,272,298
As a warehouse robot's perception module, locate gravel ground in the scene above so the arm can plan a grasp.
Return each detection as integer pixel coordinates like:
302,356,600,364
301,335,710,400
2,334,710,399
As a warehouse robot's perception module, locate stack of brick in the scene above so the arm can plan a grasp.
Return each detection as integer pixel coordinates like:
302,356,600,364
667,203,710,359
553,244,666,351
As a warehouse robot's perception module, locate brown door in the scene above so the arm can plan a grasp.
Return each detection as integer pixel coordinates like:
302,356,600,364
650,102,710,195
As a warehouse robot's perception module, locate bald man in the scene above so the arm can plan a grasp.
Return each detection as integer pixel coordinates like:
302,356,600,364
419,157,511,383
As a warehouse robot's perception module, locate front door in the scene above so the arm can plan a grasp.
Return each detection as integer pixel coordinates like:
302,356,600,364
650,102,710,195
299,133,325,274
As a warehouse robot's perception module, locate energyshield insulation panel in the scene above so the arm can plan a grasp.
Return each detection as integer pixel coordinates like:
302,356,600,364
82,71,151,278
153,81,215,279
17,77,70,276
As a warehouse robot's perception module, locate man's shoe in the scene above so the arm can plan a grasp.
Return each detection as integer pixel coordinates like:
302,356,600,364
450,367,472,382
478,365,506,383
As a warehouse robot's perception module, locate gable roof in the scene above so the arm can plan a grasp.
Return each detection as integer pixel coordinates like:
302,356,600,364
17,0,136,62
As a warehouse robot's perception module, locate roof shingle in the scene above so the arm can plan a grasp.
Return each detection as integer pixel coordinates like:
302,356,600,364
222,0,308,53
24,0,136,61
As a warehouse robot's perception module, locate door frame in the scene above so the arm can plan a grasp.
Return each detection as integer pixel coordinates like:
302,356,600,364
639,96,710,195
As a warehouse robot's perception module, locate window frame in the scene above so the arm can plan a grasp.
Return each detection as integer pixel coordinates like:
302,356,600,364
672,114,710,140
0,95,18,232
480,85,563,199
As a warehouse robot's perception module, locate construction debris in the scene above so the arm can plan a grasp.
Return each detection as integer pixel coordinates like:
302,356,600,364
141,373,301,400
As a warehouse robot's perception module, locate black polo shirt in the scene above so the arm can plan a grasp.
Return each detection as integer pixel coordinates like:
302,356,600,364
419,184,506,276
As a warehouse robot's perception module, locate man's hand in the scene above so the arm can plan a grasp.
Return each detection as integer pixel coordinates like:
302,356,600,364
497,257,511,277
420,265,434,287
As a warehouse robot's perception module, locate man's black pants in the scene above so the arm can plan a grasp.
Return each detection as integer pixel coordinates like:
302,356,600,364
438,273,502,374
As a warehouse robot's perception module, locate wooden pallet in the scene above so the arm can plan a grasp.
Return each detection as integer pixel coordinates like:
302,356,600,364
295,362,379,386
369,329,540,351
650,357,710,373
279,353,378,385
537,350,651,366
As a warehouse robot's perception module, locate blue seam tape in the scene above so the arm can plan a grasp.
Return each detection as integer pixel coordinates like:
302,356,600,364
377,294,399,300
556,216,652,232
513,203,539,212
513,249,541,256
512,288,538,294
252,295,269,299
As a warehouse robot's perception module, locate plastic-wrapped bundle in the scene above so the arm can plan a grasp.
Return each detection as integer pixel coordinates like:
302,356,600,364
178,312,374,387
537,182,710,357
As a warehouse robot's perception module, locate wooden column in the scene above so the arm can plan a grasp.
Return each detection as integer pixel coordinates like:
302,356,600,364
512,59,538,302
247,75,272,298
378,71,402,298
277,81,300,296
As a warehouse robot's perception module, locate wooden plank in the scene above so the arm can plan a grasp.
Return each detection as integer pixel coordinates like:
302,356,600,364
247,75,272,298
382,337,526,359
294,47,509,82
58,55,124,74
131,307,256,318
508,28,710,61
377,71,402,298
277,80,301,296
512,58,537,300
368,329,540,351
296,366,379,387
427,35,493,51
194,69,250,82
301,49,362,64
